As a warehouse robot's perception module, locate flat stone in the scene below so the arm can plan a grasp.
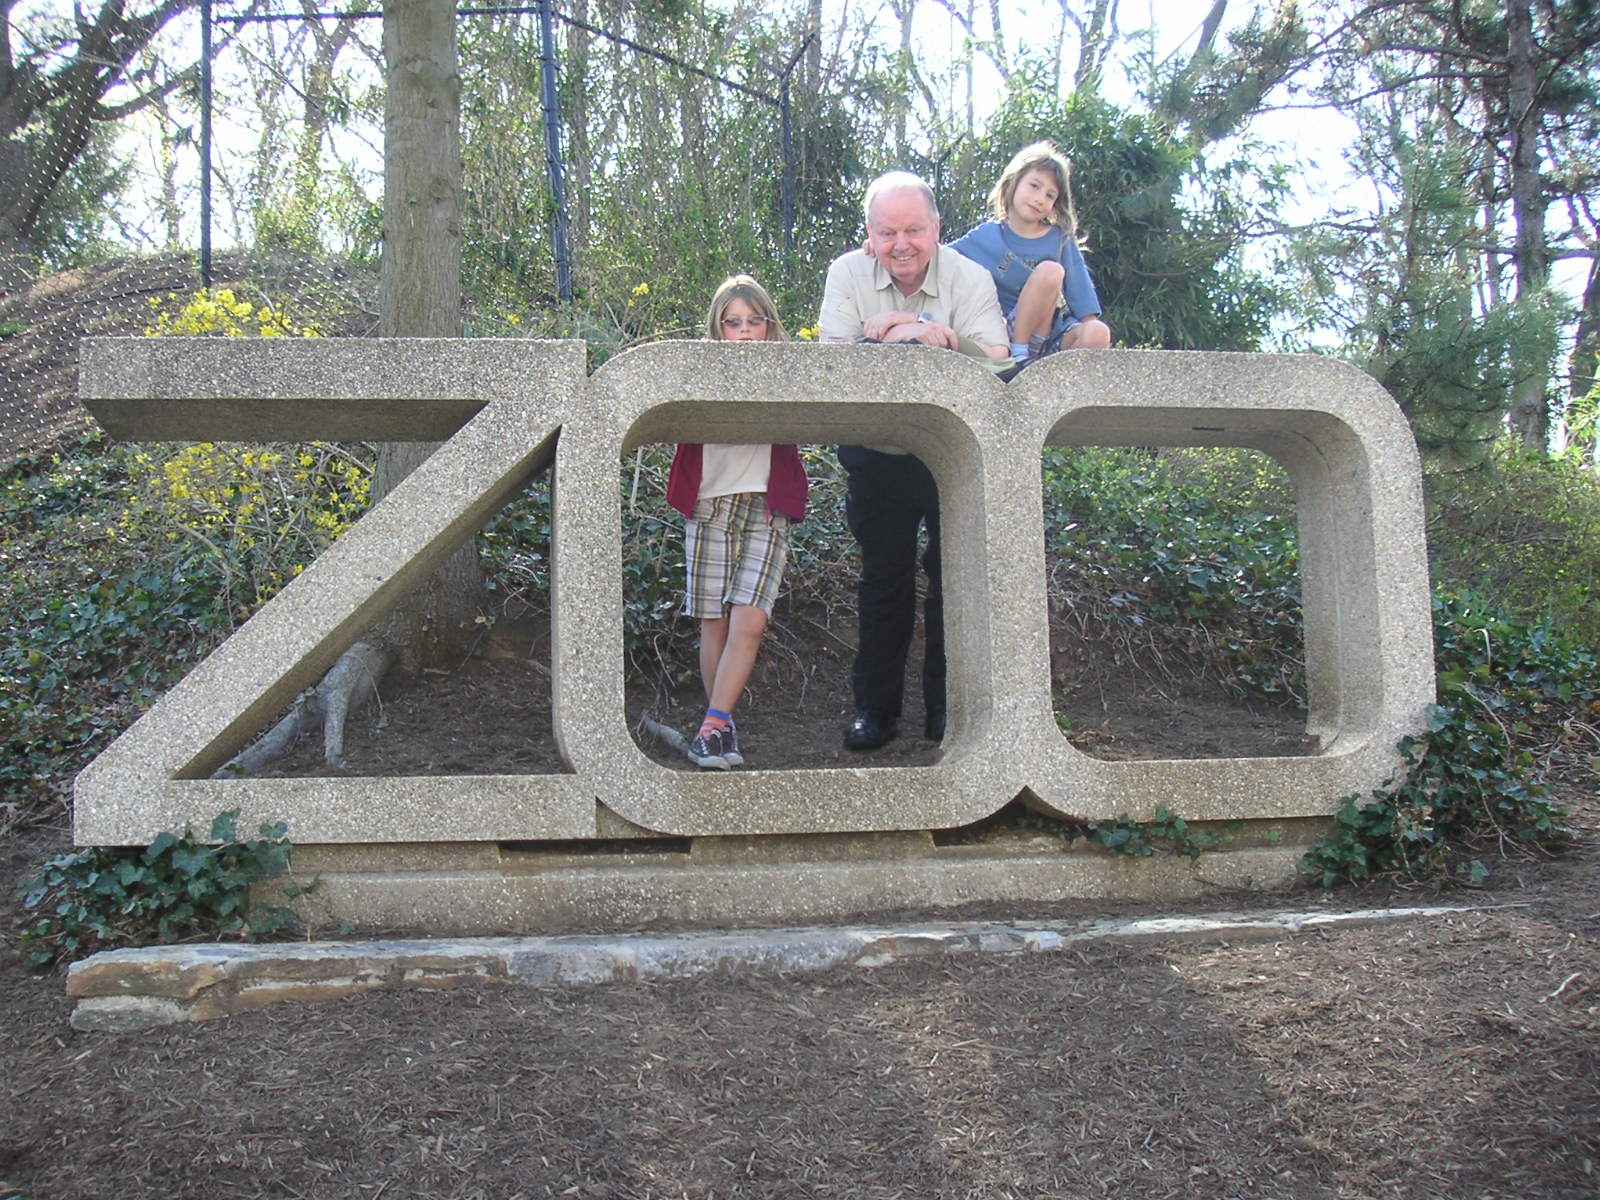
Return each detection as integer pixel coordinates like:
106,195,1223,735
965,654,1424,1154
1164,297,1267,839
67,903,1491,1032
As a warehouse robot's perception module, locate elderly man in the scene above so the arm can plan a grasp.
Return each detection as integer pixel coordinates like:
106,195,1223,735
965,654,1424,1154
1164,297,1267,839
819,171,1009,751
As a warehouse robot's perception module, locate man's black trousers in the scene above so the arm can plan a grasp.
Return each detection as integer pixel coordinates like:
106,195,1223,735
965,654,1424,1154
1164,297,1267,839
839,447,944,725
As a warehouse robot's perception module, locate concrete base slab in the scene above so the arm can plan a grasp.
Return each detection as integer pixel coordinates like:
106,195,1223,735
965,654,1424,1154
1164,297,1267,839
67,903,1492,1033
284,841,1311,935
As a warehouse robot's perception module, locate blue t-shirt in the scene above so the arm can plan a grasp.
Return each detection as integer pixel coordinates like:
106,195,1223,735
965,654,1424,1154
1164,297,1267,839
949,220,1101,333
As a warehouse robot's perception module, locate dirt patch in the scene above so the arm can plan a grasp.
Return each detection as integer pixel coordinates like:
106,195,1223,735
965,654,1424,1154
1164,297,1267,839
255,604,1307,778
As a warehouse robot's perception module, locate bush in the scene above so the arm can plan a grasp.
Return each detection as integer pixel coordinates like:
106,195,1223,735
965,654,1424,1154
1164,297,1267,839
1426,445,1600,648
118,440,372,620
16,809,301,971
0,434,371,833
1303,590,1595,886
144,285,324,339
1043,446,1305,700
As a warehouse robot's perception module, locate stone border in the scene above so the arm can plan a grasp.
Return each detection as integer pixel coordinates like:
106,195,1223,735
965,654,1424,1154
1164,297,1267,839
67,904,1496,1033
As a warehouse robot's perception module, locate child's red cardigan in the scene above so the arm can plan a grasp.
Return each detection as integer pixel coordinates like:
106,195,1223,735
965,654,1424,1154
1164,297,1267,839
666,444,809,521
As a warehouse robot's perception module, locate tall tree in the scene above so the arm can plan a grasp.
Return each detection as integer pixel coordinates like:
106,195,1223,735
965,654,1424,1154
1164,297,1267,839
1306,0,1600,452
281,0,477,769
374,0,478,660
0,1,197,275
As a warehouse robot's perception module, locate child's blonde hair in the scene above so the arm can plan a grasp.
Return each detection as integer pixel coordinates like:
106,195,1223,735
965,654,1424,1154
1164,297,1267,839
706,274,789,342
988,141,1080,238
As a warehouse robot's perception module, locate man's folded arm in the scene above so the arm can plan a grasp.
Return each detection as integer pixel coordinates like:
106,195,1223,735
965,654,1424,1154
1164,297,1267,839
818,260,865,343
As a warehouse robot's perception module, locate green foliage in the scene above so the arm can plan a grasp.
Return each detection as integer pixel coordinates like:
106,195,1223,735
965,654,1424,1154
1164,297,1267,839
478,475,553,610
8,120,129,270
1563,377,1599,469
1285,82,1569,461
1303,590,1593,887
454,5,864,346
1,434,370,831
1426,445,1600,648
1043,446,1304,699
1088,808,1226,861
117,440,370,618
16,810,301,971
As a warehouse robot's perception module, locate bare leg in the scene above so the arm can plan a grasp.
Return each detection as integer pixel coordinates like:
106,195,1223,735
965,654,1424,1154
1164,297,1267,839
1011,260,1066,344
708,604,769,714
699,614,729,701
1062,317,1112,348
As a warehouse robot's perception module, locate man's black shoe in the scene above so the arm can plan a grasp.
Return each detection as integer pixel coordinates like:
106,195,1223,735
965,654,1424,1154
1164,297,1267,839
924,710,946,741
845,711,897,751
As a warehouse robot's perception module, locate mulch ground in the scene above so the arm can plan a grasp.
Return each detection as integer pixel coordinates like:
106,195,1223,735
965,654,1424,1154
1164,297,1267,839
5,604,1597,1198
3,806,1598,1200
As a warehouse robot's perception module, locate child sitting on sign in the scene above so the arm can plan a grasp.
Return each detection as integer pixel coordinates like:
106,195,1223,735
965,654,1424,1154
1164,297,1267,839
950,140,1112,365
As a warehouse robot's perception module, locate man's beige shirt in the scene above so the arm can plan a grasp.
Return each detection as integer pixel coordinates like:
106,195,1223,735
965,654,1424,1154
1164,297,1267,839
819,244,1007,354
818,246,1008,454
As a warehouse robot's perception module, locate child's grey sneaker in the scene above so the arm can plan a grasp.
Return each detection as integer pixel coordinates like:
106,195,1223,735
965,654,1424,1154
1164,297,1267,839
720,720,744,768
685,727,731,770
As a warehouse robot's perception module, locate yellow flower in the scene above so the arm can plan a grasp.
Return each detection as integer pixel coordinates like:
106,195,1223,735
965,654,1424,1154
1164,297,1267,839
796,325,820,342
631,282,650,298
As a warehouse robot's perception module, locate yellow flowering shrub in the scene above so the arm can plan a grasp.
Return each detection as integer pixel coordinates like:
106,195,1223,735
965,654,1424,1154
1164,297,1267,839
145,287,322,339
118,442,371,617
128,286,365,620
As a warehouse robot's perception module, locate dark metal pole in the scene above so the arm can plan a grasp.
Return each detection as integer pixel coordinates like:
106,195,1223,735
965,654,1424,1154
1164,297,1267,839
779,81,795,261
200,0,214,287
535,0,573,302
775,35,810,267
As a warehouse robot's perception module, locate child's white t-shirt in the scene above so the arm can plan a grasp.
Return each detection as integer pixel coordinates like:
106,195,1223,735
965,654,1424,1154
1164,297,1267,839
699,444,770,501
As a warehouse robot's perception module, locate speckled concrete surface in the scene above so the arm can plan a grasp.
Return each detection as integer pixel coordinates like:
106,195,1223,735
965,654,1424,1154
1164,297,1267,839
74,337,1433,915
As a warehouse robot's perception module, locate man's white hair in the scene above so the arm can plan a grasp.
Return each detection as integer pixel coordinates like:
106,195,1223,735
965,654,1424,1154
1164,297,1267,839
863,171,939,226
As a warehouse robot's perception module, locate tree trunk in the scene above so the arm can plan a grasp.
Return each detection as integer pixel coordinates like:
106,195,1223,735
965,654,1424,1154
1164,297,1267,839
1072,0,1117,94
221,0,479,774
1504,0,1551,451
891,0,914,160
291,4,357,231
966,0,977,131
565,0,591,254
375,0,480,669
806,0,823,93
1566,252,1599,465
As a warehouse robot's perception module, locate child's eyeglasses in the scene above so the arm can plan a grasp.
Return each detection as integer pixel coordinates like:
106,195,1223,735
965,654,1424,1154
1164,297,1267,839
721,316,771,332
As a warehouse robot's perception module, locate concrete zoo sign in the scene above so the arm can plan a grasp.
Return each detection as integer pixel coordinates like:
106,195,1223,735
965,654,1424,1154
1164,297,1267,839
74,338,1433,927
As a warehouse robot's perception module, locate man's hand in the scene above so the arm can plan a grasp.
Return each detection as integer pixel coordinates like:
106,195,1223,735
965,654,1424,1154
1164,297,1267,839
881,319,960,350
863,310,919,341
